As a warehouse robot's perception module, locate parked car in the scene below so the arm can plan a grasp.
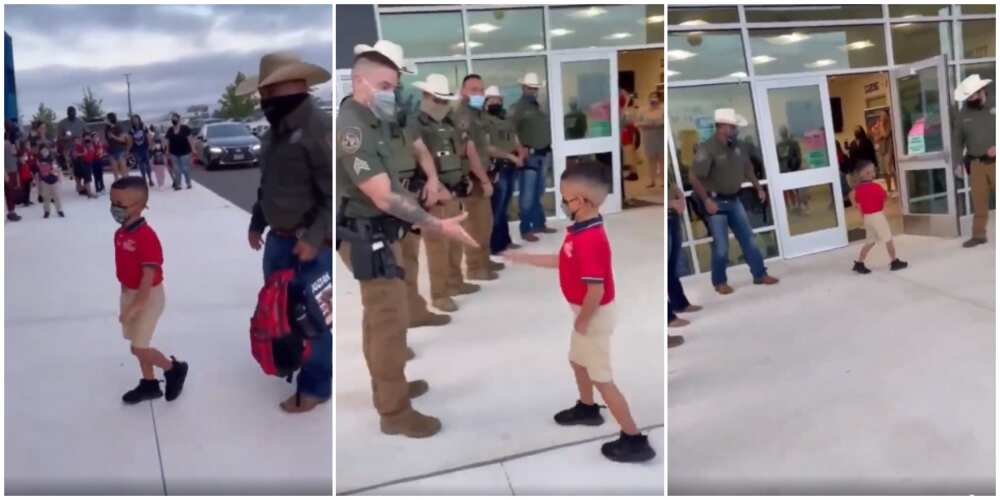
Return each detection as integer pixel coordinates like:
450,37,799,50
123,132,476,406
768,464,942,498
193,122,261,170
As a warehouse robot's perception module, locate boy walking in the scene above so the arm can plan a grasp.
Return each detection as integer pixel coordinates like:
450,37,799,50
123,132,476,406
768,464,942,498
851,160,908,274
504,161,656,463
36,145,65,218
111,177,189,404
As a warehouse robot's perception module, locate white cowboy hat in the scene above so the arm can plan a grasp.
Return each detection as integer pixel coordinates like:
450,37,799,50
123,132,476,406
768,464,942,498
518,72,543,88
484,85,501,98
353,40,415,75
954,74,992,102
412,74,459,101
715,108,748,127
235,51,331,96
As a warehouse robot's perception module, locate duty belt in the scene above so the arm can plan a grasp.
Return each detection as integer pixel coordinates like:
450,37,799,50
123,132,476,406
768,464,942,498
710,192,740,200
966,154,996,164
338,215,408,243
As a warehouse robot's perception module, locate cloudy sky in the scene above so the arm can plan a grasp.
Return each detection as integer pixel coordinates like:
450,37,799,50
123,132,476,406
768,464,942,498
5,4,332,123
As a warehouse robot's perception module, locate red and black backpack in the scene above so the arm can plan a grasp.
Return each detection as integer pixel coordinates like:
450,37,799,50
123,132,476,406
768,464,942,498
250,269,312,381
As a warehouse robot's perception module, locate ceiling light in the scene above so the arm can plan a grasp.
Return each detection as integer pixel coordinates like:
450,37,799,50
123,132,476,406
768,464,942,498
667,49,696,61
666,69,680,77
469,23,499,34
730,72,749,78
752,55,776,64
843,40,874,51
574,7,606,18
526,44,544,51
806,59,836,68
454,41,482,49
770,32,811,45
679,19,707,26
646,15,664,24
550,28,574,37
604,32,633,40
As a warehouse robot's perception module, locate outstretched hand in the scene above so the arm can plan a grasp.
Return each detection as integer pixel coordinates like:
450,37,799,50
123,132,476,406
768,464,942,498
420,212,478,249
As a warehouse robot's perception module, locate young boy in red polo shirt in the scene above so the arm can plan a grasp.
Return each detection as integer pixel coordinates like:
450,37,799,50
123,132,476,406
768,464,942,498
503,161,655,463
851,160,908,274
111,176,189,404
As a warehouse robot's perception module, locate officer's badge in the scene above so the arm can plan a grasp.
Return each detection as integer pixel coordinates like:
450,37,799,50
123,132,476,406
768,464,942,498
353,157,370,176
340,127,362,154
458,118,469,131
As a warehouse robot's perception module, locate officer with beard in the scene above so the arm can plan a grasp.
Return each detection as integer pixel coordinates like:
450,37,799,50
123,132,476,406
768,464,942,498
953,74,996,248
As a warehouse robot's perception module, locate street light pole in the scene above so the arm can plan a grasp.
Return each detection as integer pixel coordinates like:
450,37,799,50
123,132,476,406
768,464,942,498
123,73,133,117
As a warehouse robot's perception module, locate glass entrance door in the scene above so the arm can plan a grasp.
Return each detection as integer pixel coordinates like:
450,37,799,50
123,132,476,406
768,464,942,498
548,50,622,216
889,55,959,237
754,76,847,258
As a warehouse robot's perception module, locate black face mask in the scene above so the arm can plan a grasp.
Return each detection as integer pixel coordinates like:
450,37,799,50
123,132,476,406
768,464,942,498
487,104,504,117
968,97,985,109
260,93,310,126
171,118,179,125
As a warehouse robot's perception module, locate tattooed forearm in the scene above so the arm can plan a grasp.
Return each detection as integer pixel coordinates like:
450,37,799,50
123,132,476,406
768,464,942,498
385,192,441,230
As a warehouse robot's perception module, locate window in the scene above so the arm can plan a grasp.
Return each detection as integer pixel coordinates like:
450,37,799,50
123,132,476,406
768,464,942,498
667,6,739,26
748,25,887,75
896,65,944,155
548,5,664,50
889,5,949,18
961,19,996,59
667,31,746,81
960,5,996,16
745,5,883,23
470,56,548,111
891,22,952,65
380,12,465,58
466,8,544,55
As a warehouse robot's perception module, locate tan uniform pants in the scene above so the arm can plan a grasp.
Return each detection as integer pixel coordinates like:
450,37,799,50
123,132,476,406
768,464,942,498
460,182,494,274
971,159,996,239
424,198,463,299
400,231,432,321
38,181,62,213
338,241,411,417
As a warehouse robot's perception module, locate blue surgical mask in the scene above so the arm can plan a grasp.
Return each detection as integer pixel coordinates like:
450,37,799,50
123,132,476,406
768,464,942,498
468,95,486,110
362,79,397,122
110,205,129,224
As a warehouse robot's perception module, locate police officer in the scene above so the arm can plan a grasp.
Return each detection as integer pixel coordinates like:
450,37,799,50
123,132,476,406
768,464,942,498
454,74,502,281
337,40,477,438
239,51,333,413
509,72,557,242
953,74,996,248
483,85,525,255
689,108,779,295
408,73,481,312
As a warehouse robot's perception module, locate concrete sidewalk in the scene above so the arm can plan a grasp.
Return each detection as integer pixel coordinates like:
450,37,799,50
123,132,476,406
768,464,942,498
4,178,331,495
668,217,996,495
335,207,665,495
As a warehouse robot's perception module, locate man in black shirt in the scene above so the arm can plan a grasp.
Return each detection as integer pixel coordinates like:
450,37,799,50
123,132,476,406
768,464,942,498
164,112,193,190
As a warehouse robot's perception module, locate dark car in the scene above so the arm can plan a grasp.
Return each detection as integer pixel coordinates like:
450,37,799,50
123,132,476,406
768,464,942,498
196,122,261,170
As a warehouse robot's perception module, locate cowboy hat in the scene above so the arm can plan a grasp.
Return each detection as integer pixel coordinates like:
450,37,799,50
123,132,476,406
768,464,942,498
412,74,459,101
954,73,992,102
235,51,331,96
715,108,748,127
484,85,502,98
353,40,415,75
518,72,543,88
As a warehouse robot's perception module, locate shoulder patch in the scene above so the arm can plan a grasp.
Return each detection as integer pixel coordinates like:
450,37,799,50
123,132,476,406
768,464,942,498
340,127,362,154
353,157,370,176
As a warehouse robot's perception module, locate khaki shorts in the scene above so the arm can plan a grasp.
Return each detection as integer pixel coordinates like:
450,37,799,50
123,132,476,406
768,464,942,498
120,285,166,348
864,212,893,244
568,303,616,383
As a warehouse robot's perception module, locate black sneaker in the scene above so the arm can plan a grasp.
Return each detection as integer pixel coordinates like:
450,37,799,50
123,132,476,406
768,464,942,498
601,432,656,463
163,357,189,401
173,185,181,191
122,379,163,404
852,261,871,274
553,400,605,426
43,212,50,219
890,258,908,271
6,212,21,221
57,211,65,218
962,237,987,248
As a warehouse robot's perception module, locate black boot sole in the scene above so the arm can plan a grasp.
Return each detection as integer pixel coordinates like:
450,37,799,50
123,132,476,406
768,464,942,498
554,415,605,426
122,391,163,405
602,446,657,463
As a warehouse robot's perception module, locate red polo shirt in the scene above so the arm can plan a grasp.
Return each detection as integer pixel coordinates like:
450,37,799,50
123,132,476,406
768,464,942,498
854,181,887,215
114,218,164,290
558,216,615,306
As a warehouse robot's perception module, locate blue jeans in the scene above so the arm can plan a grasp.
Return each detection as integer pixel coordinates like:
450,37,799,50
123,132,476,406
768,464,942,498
518,151,549,235
707,196,768,286
91,160,105,191
262,232,332,399
668,213,690,322
170,154,191,188
490,163,516,254
133,149,151,183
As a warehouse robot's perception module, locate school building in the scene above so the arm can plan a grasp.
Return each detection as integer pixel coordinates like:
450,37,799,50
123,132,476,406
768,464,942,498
667,4,996,276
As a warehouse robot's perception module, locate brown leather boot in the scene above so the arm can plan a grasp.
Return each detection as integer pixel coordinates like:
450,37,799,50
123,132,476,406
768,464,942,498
432,297,459,312
667,335,685,349
409,312,451,328
715,284,734,295
753,275,779,285
279,393,329,414
521,233,540,242
678,304,703,313
488,260,505,271
408,380,429,399
467,270,499,281
405,346,416,361
668,317,690,328
450,282,481,296
380,409,442,438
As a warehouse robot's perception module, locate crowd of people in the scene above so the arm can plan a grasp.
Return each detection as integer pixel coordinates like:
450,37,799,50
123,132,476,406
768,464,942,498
4,107,198,223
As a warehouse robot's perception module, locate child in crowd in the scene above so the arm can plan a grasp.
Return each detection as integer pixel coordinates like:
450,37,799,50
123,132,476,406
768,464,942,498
17,142,35,208
110,176,188,404
35,144,64,218
851,160,908,274
503,161,656,463
150,141,169,189
72,136,97,199
85,133,106,193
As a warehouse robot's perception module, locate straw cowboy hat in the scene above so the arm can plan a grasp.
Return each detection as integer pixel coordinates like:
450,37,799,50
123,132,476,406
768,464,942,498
235,51,331,96
954,74,992,102
518,72,543,88
714,108,748,127
354,39,416,74
412,74,459,101
484,85,502,98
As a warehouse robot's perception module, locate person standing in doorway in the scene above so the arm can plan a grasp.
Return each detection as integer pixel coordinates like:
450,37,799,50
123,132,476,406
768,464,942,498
164,112,193,190
953,74,996,248
483,85,525,255
871,109,896,196
689,108,779,294
637,91,665,189
510,72,556,242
